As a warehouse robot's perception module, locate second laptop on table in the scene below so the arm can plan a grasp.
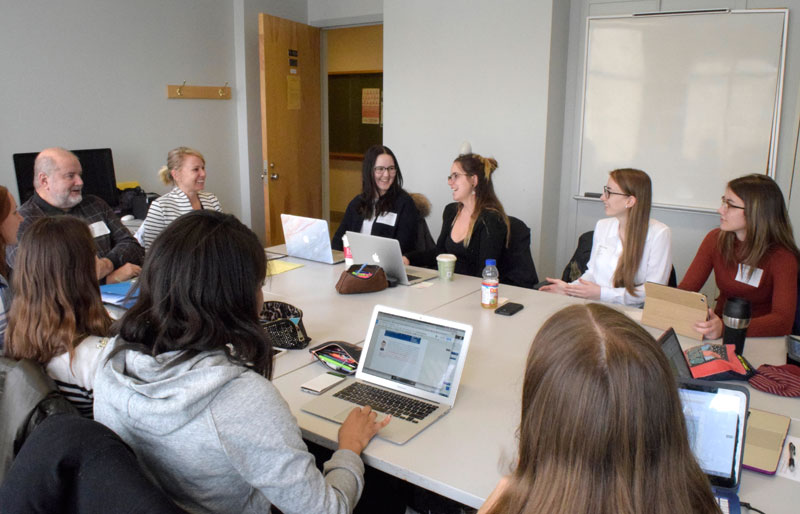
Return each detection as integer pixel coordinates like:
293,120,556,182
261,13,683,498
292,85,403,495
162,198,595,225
346,231,438,285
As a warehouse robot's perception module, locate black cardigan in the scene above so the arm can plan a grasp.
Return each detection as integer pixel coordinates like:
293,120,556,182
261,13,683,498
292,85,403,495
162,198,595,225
408,203,507,278
331,190,420,254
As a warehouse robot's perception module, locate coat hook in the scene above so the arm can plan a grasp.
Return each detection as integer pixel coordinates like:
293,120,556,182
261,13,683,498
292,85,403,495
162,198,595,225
177,80,186,97
219,82,229,97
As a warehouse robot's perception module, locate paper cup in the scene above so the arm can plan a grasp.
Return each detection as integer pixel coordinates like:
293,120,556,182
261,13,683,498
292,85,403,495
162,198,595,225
436,254,457,281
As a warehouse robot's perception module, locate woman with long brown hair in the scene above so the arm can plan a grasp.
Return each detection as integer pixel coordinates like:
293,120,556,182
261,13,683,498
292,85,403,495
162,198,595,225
4,216,112,417
479,303,721,514
679,174,799,337
542,168,671,306
0,185,23,349
406,152,510,277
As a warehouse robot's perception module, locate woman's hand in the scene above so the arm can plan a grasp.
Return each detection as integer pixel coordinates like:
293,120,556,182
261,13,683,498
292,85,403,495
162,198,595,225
402,256,410,266
564,279,601,300
539,278,568,295
694,308,723,340
337,406,391,455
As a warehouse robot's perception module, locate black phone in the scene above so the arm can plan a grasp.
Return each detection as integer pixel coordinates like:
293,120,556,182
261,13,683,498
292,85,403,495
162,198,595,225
495,302,524,316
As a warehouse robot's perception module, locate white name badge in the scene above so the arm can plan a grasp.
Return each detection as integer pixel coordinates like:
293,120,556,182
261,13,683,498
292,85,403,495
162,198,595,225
735,264,763,287
88,221,111,238
376,212,397,226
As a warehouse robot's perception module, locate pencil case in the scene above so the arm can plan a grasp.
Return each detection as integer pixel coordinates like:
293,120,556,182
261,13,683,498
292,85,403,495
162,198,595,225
259,301,311,349
309,341,362,375
335,264,388,294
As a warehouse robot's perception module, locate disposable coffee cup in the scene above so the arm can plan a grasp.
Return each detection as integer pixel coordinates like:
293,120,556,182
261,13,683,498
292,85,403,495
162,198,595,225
436,254,457,281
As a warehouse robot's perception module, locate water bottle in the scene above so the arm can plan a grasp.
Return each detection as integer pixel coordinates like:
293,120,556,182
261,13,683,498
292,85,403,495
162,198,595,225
481,259,499,309
342,234,353,268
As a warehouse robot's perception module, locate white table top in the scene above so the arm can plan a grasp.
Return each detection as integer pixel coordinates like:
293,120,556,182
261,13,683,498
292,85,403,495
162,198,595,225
274,281,800,511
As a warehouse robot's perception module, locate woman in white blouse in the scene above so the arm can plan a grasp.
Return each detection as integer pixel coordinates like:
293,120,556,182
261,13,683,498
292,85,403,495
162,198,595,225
541,168,671,307
138,147,222,249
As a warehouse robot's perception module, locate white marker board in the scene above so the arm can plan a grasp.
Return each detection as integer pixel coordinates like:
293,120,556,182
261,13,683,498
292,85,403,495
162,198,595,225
578,10,787,210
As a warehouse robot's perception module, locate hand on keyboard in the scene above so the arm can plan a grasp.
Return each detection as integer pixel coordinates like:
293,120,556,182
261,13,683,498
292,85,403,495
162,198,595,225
338,405,392,455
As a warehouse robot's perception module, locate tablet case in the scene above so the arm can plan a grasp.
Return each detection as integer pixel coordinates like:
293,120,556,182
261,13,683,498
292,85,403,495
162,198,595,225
642,282,708,340
743,409,791,474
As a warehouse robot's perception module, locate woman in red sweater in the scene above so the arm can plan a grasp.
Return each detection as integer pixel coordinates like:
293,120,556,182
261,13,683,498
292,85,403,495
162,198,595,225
679,174,800,338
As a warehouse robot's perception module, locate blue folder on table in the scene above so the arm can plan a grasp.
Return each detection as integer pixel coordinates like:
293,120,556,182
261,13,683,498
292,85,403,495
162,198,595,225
100,280,139,309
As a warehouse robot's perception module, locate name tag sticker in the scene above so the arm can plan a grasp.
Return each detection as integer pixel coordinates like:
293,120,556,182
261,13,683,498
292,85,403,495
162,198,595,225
89,221,110,238
376,212,397,226
735,264,763,287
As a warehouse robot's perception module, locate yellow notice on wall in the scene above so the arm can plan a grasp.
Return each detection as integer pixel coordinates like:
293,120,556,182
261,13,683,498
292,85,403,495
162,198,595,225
362,88,380,124
287,75,301,110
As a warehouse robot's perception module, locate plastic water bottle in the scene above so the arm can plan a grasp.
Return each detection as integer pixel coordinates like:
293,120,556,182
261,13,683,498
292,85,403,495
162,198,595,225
342,235,353,268
481,259,499,309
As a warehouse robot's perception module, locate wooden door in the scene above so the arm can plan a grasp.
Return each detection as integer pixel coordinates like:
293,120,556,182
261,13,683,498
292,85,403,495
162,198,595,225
259,14,321,245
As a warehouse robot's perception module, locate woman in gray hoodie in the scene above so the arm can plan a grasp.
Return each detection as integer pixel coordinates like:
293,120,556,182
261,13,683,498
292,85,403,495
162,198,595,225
94,211,389,514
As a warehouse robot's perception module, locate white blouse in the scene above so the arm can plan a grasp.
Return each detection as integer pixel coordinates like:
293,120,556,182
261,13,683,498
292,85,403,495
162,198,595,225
577,217,672,307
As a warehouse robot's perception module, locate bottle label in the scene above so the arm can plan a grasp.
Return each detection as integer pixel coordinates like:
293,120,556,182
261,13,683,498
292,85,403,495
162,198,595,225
481,280,498,307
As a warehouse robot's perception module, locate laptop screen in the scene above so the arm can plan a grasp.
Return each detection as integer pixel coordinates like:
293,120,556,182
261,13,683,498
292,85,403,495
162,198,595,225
678,381,748,489
361,311,467,399
657,328,692,379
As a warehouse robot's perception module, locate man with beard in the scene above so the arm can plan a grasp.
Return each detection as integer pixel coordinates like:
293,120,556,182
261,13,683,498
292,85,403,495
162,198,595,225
11,147,144,283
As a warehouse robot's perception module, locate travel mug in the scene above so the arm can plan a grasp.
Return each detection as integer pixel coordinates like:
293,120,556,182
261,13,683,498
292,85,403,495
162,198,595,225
722,297,751,355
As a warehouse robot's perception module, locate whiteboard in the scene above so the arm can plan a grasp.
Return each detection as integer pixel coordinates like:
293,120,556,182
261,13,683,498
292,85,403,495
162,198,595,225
577,10,787,211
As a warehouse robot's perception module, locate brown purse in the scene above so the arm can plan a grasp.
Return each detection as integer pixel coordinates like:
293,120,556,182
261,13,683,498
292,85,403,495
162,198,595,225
335,264,388,294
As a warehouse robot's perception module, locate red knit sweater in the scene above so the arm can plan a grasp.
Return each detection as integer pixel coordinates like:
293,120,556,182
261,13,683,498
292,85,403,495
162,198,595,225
678,229,798,337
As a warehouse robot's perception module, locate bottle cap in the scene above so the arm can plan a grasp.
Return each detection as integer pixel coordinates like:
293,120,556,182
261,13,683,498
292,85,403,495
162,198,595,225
485,259,496,266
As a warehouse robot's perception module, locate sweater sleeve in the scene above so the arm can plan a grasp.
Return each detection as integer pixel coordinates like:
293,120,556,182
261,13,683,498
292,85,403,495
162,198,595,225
747,249,798,337
210,374,363,514
679,230,717,292
332,197,363,251
471,211,507,277
393,193,420,254
406,203,455,268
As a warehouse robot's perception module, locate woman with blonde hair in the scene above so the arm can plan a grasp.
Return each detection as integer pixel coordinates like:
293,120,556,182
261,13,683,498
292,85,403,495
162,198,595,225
680,174,799,338
479,303,721,514
406,152,510,277
542,168,671,306
138,146,222,249
0,185,23,348
4,217,112,417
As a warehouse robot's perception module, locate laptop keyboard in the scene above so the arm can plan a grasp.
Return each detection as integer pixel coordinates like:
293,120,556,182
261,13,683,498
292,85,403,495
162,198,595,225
406,273,420,281
334,382,437,422
715,496,730,514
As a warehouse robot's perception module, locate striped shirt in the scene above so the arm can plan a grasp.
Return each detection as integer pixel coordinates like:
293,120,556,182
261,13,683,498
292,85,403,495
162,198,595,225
140,188,222,249
46,335,110,418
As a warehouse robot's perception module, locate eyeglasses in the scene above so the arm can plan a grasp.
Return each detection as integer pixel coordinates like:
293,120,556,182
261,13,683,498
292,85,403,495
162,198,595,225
603,186,629,197
720,196,745,210
447,172,467,182
373,166,397,175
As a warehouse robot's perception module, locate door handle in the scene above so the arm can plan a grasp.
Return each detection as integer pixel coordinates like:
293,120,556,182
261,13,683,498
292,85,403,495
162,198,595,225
270,173,279,180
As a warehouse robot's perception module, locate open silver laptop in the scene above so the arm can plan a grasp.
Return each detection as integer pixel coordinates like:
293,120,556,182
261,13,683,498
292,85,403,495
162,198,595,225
281,214,344,264
678,379,749,514
302,305,473,444
346,231,438,285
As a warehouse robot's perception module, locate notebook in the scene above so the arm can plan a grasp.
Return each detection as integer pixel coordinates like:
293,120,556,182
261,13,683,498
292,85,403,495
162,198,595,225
302,304,473,444
678,379,749,514
281,214,345,264
657,327,692,379
345,231,438,285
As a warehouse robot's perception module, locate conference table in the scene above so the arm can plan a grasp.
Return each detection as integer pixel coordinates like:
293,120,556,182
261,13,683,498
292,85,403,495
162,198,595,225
264,252,800,512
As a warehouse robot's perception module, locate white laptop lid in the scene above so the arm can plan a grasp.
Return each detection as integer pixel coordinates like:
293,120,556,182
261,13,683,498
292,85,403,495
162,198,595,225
281,214,335,263
677,379,749,492
355,305,472,407
345,231,407,281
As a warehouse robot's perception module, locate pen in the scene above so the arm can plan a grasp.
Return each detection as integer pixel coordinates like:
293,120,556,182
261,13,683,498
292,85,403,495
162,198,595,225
317,354,354,371
789,442,795,471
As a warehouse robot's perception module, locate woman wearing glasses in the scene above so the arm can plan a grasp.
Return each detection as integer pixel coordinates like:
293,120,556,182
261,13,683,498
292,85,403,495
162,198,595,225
679,174,799,338
541,168,671,306
332,145,420,254
406,152,510,278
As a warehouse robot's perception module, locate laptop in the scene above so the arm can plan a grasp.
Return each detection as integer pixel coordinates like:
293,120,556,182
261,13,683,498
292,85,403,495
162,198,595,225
302,305,473,444
281,214,345,264
678,379,749,514
346,231,438,285
657,327,692,379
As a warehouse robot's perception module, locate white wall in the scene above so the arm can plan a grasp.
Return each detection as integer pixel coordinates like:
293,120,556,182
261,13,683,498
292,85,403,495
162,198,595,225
557,0,800,294
307,0,382,27
383,0,565,276
0,0,241,216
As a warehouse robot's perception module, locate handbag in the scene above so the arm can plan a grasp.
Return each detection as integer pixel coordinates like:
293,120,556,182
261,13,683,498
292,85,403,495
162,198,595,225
259,301,311,349
335,264,388,294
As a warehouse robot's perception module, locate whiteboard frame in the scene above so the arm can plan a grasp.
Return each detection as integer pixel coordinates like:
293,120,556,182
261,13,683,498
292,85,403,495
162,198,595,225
575,8,789,213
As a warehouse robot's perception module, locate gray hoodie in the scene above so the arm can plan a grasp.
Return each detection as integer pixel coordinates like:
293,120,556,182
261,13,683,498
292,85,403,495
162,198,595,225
94,337,364,514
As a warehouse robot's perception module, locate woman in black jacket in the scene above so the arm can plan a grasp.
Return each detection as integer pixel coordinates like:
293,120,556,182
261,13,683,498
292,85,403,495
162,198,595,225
332,145,419,254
